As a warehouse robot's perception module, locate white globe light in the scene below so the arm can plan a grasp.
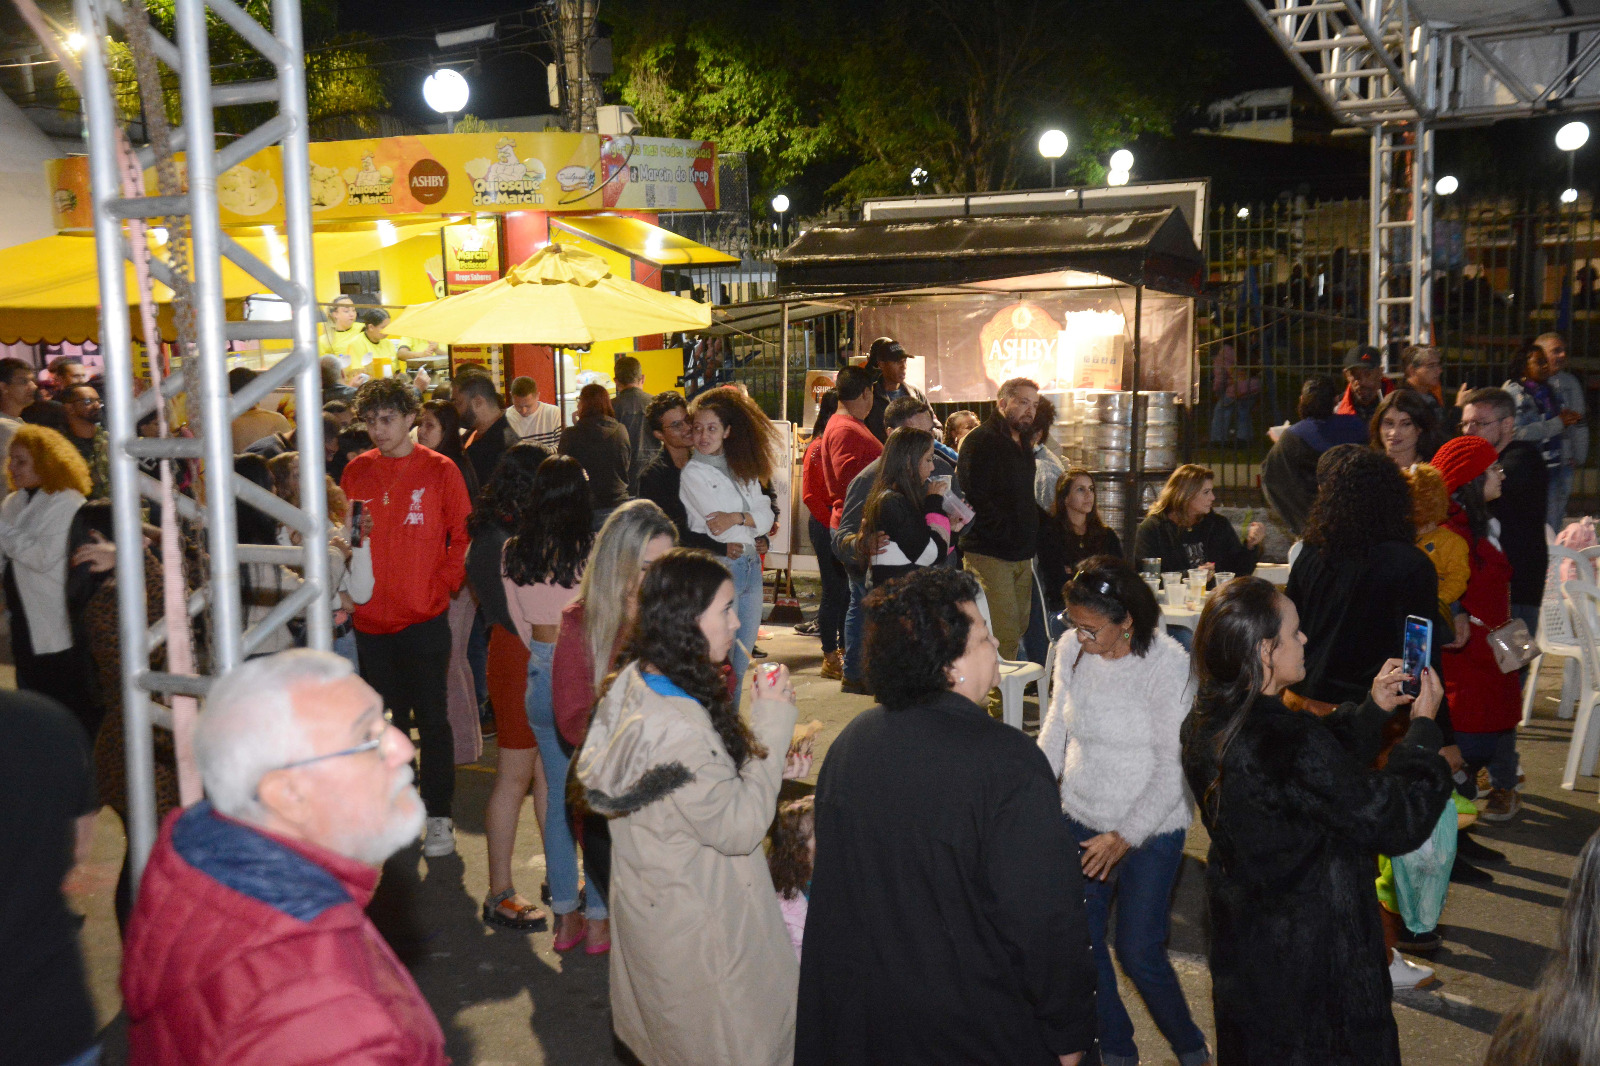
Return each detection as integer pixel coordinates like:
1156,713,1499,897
423,69,470,115
1109,149,1134,172
1435,174,1459,196
1556,121,1590,153
771,194,791,214
1107,168,1130,186
1561,187,1579,204
1236,206,1250,220
1038,129,1069,159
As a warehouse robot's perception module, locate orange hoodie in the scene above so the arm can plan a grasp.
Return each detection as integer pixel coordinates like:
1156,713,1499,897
340,444,470,634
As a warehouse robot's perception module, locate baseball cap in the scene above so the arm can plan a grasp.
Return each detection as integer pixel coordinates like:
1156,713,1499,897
1342,345,1382,370
869,337,911,362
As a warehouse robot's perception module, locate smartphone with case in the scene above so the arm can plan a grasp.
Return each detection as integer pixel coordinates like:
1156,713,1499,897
1401,615,1432,699
350,499,365,548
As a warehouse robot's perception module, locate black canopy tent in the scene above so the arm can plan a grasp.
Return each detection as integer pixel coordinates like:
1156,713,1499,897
763,207,1205,553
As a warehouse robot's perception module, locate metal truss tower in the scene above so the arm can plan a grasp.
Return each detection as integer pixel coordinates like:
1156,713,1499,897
72,0,328,886
1246,0,1600,352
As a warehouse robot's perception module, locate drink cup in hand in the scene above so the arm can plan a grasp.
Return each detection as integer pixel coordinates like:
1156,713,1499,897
927,474,952,497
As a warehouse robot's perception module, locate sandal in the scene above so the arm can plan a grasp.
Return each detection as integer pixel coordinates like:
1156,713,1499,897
482,890,548,931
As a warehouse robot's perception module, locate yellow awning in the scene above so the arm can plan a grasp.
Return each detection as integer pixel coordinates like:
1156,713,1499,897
0,222,443,344
550,214,739,268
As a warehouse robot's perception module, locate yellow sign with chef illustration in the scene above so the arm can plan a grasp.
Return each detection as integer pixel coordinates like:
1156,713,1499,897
46,131,716,230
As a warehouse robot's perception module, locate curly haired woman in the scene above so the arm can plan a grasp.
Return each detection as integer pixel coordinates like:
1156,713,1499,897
1,423,96,737
577,548,802,1066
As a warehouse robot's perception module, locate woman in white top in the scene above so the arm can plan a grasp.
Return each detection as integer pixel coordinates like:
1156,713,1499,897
679,388,780,683
1,424,95,736
1037,555,1210,1066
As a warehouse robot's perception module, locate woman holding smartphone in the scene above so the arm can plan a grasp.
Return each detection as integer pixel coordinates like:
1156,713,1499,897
678,388,780,683
577,549,804,1066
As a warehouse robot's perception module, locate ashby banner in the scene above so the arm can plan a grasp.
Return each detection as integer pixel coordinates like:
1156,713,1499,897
855,293,1193,403
47,131,719,229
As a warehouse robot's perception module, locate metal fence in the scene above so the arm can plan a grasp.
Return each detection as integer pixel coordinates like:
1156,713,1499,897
1197,191,1599,501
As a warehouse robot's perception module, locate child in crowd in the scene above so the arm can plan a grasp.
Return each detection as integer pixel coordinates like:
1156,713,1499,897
767,795,815,961
1405,463,1470,633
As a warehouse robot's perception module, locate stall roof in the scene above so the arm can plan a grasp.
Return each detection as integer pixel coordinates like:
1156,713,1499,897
704,296,851,337
774,207,1203,297
551,214,740,268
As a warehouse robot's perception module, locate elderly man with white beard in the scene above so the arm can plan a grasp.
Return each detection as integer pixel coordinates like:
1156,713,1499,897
120,651,449,1066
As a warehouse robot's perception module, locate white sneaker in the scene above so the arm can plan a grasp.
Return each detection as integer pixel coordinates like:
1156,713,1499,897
1389,948,1434,990
423,817,456,857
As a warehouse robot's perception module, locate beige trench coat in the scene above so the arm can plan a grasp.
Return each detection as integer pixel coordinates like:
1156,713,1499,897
576,663,799,1066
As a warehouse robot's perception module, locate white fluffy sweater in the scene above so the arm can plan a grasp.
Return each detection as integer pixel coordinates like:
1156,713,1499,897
1037,631,1195,847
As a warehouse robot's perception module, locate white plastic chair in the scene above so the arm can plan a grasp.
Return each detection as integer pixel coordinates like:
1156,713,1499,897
1523,539,1592,723
974,589,1047,731
1559,578,1600,791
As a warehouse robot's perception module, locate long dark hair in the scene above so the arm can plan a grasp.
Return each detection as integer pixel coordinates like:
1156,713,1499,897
1454,473,1494,540
811,388,838,440
767,795,815,901
1507,342,1544,386
1369,387,1442,461
622,549,766,768
860,427,935,564
504,456,593,588
468,443,549,535
1302,447,1415,557
421,400,466,463
1053,466,1111,540
1188,577,1286,819
1486,826,1600,1066
234,453,281,610
576,383,614,421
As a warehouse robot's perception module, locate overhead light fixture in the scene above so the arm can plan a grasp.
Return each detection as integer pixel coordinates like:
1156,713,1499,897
1556,121,1590,153
435,22,496,50
1435,174,1458,195
423,69,470,116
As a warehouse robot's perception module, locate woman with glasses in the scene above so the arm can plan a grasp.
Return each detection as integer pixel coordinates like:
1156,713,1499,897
1037,556,1210,1066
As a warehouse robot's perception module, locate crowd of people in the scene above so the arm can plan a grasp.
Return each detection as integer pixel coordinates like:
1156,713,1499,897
7,328,1600,1066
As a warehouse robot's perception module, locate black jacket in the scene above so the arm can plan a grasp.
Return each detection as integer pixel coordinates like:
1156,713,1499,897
797,691,1097,1064
463,522,515,634
1037,520,1122,613
1257,415,1366,535
1491,439,1549,607
955,412,1038,562
463,414,519,494
865,491,948,586
558,416,632,510
636,449,726,557
1287,540,1453,742
864,380,928,442
1181,694,1452,1065
1133,512,1260,577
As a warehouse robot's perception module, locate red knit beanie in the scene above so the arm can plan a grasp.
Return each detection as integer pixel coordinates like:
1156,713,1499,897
1430,434,1499,493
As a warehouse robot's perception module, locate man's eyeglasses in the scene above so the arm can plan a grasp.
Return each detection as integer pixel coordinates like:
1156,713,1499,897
1461,416,1508,432
272,736,383,773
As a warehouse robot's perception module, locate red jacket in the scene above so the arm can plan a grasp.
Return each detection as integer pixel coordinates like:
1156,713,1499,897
1440,506,1522,734
1333,378,1394,418
123,802,449,1066
819,414,882,528
801,437,832,526
552,599,600,751
341,444,471,634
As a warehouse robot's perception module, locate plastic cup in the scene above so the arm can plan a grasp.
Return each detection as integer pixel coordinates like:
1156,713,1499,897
1188,568,1208,590
1214,571,1235,590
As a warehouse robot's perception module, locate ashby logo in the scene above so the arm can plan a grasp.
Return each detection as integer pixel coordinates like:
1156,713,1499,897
409,159,449,205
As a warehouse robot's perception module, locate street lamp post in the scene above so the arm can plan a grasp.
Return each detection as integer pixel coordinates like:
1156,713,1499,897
1038,129,1068,189
1557,120,1589,206
423,69,470,133
771,193,791,247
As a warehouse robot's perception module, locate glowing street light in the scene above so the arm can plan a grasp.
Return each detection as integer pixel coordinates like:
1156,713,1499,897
1107,169,1129,186
1109,149,1133,173
65,31,86,52
771,193,790,214
1435,174,1459,196
771,193,791,245
423,69,470,132
1038,129,1068,188
1556,121,1591,153
1236,206,1250,220
1562,187,1579,205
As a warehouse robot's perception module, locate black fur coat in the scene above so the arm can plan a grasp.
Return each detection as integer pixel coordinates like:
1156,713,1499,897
1180,694,1453,1065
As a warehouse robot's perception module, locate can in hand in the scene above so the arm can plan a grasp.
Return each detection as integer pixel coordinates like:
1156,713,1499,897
757,662,782,689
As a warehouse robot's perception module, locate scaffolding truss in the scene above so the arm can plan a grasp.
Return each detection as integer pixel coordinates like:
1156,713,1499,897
72,0,328,886
1248,0,1600,347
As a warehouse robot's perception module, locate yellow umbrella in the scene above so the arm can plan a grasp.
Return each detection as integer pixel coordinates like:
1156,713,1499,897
389,242,711,345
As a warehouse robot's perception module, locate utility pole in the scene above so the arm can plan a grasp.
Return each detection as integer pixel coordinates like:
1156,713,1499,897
554,0,600,132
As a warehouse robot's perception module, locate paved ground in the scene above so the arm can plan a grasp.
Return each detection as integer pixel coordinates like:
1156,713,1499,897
64,603,1600,1065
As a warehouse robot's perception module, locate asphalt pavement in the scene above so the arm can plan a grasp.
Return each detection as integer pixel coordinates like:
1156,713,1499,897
66,612,1599,1065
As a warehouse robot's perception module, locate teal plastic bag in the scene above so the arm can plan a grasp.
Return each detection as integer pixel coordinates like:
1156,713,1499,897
1391,803,1458,933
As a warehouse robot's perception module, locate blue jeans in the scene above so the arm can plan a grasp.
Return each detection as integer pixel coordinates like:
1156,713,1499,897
57,1045,100,1066
809,516,849,655
725,549,764,685
842,572,869,682
1067,818,1208,1066
1457,728,1519,792
526,640,607,919
1021,571,1059,666
1549,463,1575,533
332,627,359,672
